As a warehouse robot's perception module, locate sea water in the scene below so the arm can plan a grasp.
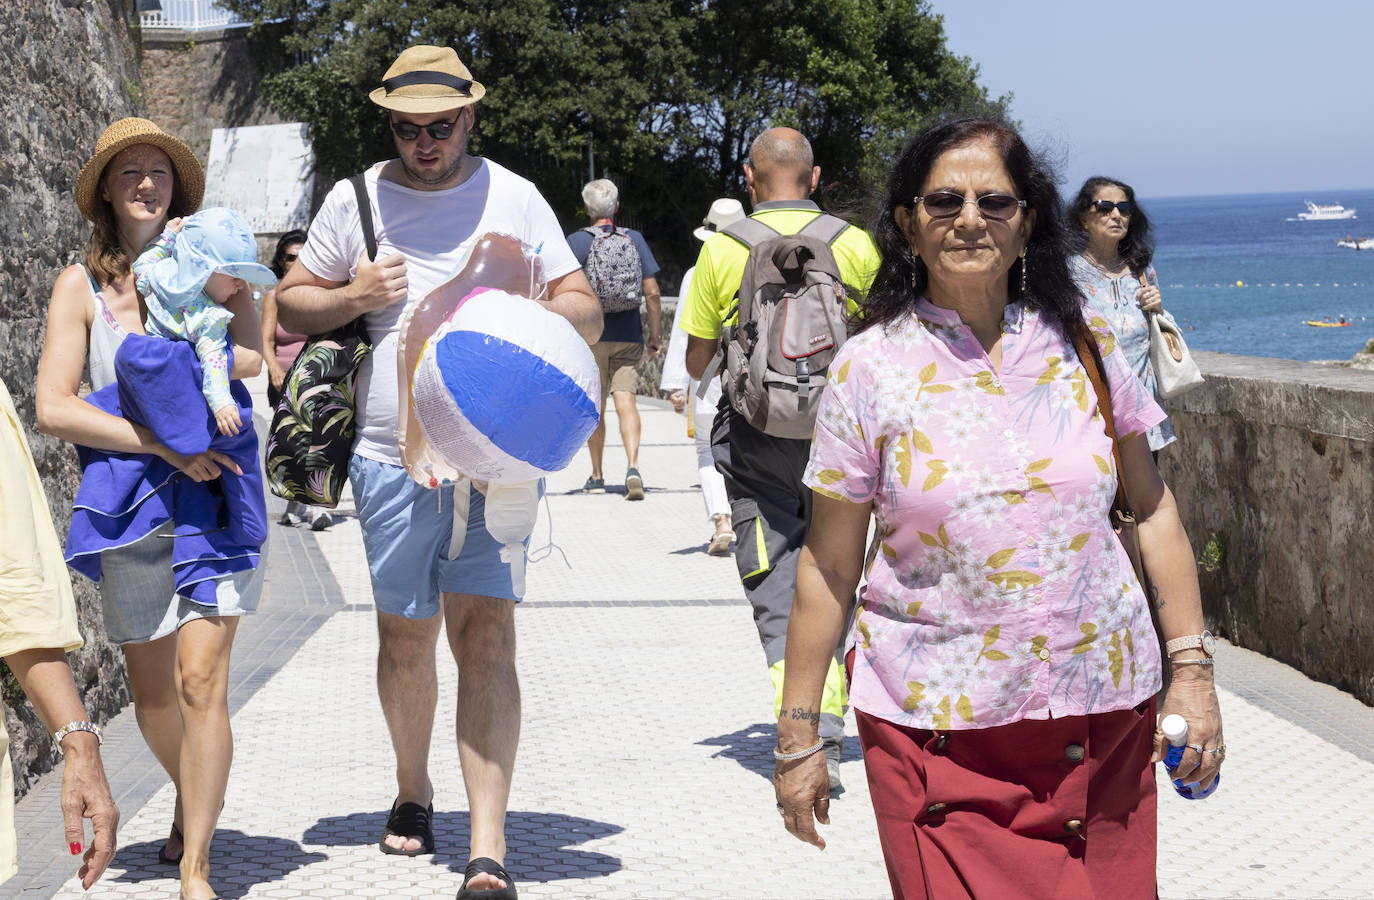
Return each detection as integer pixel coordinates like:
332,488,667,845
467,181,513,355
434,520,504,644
1144,189,1374,362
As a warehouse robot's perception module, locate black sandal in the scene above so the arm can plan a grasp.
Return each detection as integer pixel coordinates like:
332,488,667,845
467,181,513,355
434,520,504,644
378,799,435,856
157,822,183,865
456,857,516,899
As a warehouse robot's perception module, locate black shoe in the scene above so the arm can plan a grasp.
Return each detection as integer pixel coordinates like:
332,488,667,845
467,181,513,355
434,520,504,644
457,857,517,899
378,799,434,856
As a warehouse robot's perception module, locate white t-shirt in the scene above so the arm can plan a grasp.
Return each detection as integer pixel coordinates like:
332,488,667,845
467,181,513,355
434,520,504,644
298,159,581,465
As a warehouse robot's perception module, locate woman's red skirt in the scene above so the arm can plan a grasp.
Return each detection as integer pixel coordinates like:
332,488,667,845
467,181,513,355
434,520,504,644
856,698,1158,899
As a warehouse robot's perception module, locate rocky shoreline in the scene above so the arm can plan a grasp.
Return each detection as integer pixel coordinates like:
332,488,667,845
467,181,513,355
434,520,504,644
1313,339,1374,370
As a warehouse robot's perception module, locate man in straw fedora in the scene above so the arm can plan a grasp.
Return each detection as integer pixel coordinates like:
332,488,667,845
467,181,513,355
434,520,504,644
277,45,601,899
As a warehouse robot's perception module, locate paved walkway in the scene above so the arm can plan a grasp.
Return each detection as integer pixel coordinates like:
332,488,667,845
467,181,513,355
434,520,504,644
11,384,1374,899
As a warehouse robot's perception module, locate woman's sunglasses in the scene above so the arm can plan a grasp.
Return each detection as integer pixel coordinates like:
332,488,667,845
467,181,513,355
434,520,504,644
914,192,1026,221
283,253,298,263
1091,199,1134,216
390,118,460,142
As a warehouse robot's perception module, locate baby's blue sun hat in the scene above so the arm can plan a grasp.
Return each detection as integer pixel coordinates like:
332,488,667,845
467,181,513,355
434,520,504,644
147,207,278,307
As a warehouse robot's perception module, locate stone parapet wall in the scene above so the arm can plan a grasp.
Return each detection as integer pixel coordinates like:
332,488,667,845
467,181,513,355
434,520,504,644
139,26,284,167
1,0,142,796
1158,352,1374,705
633,298,679,398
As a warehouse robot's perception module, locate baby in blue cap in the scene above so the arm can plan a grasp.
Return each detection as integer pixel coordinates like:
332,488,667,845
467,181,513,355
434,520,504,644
134,207,278,435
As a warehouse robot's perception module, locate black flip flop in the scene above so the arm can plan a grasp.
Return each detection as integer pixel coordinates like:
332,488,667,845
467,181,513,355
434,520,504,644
157,822,183,865
378,800,435,856
456,856,517,899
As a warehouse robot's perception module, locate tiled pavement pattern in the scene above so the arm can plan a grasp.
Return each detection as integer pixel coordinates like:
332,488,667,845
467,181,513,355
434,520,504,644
11,378,1374,899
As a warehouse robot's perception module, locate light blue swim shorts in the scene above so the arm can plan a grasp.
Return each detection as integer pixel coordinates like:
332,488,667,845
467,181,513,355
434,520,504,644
348,455,536,618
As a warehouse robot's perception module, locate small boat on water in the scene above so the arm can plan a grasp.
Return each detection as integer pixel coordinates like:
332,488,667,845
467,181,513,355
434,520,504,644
1337,237,1374,250
1304,319,1353,328
1292,200,1357,221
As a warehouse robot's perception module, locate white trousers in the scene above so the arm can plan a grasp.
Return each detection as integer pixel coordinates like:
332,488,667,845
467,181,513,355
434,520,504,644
694,408,730,521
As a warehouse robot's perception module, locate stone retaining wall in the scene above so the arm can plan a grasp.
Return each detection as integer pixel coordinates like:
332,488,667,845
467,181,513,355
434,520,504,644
1153,352,1373,704
1,0,142,796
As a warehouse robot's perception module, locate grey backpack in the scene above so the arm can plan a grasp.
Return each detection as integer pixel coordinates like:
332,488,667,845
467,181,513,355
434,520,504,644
580,225,643,313
697,214,852,439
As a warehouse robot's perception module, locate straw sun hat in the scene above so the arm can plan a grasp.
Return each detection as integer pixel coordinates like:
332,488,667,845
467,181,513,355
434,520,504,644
74,117,204,223
369,45,486,114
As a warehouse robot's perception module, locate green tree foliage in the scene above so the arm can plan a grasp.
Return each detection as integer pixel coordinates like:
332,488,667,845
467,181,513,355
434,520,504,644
223,0,1008,284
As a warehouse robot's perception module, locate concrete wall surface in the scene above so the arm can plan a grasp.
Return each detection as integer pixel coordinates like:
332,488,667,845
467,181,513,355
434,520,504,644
1159,351,1374,705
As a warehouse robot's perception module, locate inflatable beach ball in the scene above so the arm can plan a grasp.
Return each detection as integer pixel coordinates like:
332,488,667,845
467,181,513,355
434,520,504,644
412,288,601,483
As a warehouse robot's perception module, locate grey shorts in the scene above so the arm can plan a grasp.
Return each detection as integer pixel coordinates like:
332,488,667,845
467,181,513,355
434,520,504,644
98,523,265,645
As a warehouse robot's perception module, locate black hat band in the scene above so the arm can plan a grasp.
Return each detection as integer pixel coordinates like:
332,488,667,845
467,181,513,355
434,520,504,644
383,70,473,96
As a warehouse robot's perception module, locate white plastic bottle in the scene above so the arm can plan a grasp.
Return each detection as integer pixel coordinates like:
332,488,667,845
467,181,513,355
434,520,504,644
482,480,541,599
1160,713,1220,799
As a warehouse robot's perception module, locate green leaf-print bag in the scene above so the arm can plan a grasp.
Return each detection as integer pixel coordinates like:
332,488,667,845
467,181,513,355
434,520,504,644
265,174,375,507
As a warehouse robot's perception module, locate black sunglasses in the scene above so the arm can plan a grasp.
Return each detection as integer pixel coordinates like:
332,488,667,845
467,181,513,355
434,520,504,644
1090,199,1135,216
390,117,461,142
282,253,298,263
913,191,1026,221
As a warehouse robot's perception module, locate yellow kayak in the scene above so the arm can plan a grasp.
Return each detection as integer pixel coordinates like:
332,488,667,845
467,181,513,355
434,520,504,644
1304,320,1352,327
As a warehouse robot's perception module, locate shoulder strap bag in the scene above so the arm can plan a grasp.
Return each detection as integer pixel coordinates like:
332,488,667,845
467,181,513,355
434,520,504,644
264,174,376,507
1140,274,1204,399
1071,323,1169,685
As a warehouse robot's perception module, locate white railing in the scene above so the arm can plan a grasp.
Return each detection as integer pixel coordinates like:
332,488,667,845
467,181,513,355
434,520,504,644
140,0,249,31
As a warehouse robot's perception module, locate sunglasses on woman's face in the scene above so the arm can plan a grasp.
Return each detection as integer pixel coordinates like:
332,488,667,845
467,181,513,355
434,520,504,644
913,191,1026,221
283,253,298,263
390,117,460,142
1091,199,1134,216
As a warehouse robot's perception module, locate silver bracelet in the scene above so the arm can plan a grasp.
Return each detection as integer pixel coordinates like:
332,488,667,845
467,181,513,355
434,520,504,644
52,721,103,751
1169,658,1215,667
773,739,824,762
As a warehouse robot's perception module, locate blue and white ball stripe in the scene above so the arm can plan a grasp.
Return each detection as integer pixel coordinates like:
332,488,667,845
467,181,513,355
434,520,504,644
412,288,601,483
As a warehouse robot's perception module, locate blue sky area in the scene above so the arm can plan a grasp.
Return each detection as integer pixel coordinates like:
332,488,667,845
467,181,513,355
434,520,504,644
934,0,1372,198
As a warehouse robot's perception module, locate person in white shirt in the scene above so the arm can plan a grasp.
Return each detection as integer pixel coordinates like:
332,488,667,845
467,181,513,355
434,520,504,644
276,45,601,900
659,198,746,554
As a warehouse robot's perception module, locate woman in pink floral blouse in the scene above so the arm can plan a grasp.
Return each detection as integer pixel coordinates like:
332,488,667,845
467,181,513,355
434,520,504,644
772,118,1224,899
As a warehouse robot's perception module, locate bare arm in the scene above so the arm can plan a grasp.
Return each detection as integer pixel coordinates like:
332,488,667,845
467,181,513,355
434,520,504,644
1121,434,1204,644
223,284,263,379
1119,434,1223,785
643,276,662,358
260,288,285,387
36,266,242,482
686,334,718,380
5,649,118,888
36,267,164,455
542,268,603,345
775,492,870,850
276,252,408,335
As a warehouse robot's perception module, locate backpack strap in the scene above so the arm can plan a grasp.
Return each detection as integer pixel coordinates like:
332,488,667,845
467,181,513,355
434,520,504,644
697,217,775,396
798,213,850,246
721,216,781,250
349,173,378,262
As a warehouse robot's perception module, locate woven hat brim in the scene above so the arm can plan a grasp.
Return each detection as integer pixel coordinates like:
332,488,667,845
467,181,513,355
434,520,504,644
75,129,205,223
369,81,486,113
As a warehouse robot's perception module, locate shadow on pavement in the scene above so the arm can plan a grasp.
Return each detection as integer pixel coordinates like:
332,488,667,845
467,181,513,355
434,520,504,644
304,809,623,881
699,722,865,781
698,722,778,780
112,830,327,896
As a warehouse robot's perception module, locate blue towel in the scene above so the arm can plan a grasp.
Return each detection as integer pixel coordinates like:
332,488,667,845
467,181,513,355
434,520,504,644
64,334,267,605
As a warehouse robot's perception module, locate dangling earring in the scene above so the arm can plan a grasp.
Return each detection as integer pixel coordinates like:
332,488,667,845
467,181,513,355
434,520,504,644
1020,253,1028,296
